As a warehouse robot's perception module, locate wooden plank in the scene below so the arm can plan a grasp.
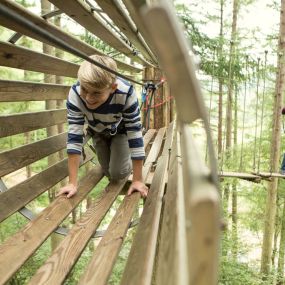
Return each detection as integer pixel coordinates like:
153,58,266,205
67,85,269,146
0,80,69,102
0,0,141,73
142,2,207,123
180,124,219,285
27,129,156,284
0,132,67,177
152,130,188,285
95,0,157,63
143,127,166,177
0,149,93,223
0,41,78,77
0,109,67,138
122,0,158,61
143,128,156,148
0,166,104,285
220,171,261,182
28,179,127,285
48,0,149,66
121,123,175,285
256,172,285,179
78,127,166,285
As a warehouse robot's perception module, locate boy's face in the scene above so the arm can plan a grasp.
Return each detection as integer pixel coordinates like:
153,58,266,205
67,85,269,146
80,83,117,109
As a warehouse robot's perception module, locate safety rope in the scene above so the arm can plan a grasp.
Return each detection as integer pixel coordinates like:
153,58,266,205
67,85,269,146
0,4,145,86
141,79,166,130
257,51,268,173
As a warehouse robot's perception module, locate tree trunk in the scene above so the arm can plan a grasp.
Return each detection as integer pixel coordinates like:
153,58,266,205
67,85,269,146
278,199,285,285
217,0,224,158
261,0,285,276
232,86,238,260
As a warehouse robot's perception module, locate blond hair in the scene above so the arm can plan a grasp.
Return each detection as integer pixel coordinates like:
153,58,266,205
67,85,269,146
78,55,117,90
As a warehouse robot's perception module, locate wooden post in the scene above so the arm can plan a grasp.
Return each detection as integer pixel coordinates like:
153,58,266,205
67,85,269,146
142,66,154,129
142,67,171,129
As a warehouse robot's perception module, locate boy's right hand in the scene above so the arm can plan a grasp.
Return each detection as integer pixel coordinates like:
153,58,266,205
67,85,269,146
56,183,77,199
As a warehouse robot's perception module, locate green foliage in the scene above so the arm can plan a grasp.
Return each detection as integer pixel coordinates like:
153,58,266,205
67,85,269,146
219,256,268,285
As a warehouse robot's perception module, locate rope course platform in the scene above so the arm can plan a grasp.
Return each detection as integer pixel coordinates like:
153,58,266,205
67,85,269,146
0,0,220,284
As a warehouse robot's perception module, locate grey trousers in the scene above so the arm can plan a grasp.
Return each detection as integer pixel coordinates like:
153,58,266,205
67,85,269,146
92,133,132,180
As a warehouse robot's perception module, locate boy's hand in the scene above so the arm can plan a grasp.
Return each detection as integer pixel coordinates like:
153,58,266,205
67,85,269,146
56,184,77,199
127,181,148,198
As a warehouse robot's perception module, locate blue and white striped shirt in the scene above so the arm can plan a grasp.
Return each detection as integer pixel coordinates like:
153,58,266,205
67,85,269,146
66,78,145,160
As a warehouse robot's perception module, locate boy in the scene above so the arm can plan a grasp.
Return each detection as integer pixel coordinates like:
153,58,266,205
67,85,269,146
58,55,148,198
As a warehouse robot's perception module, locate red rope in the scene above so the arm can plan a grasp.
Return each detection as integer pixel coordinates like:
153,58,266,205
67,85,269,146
142,96,173,111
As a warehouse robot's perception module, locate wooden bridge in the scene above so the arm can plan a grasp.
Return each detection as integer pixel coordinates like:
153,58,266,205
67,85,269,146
0,1,220,284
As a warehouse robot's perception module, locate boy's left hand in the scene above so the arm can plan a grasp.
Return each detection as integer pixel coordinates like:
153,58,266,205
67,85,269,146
127,181,148,198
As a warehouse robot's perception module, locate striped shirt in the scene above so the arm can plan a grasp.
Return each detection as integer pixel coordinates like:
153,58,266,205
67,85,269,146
66,78,145,160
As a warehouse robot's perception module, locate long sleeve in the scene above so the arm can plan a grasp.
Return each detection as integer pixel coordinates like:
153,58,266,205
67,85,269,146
123,86,145,160
66,88,85,155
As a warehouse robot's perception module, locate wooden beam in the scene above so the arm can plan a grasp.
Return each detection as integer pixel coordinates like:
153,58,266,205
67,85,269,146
0,0,141,73
0,109,67,138
142,2,207,123
0,41,78,77
78,127,166,285
122,0,159,59
0,166,104,285
95,0,157,63
0,80,69,102
143,128,156,148
0,132,67,177
220,171,262,182
152,130,188,285
48,0,149,66
121,123,174,285
180,124,219,285
0,149,93,223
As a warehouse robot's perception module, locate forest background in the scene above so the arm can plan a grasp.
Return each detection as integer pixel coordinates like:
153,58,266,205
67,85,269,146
0,0,284,284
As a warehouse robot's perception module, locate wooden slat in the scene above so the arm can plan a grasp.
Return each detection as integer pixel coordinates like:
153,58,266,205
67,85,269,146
95,0,157,63
78,127,166,285
0,80,69,102
29,179,127,285
0,166,104,285
48,0,149,66
0,109,67,138
0,41,78,77
152,130,188,285
220,171,261,182
142,3,206,123
0,0,141,73
180,124,219,285
143,128,156,147
142,127,166,177
0,132,67,177
122,0,158,61
121,123,175,285
0,149,93,223
28,129,157,284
